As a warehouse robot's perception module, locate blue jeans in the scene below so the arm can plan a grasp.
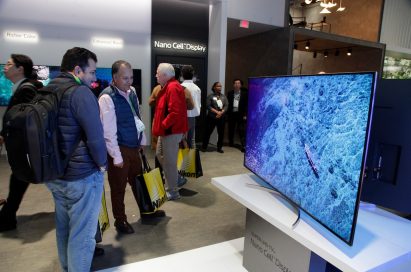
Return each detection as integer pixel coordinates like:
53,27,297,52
47,171,104,272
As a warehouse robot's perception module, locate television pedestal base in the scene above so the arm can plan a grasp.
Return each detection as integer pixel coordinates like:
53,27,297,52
212,174,411,272
244,209,322,272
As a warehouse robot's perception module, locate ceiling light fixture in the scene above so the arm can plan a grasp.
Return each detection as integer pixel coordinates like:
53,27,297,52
328,0,337,8
320,7,331,14
347,48,352,56
337,0,346,11
305,0,313,4
324,50,329,58
305,41,310,50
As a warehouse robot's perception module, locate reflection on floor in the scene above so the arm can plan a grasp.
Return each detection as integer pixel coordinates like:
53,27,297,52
0,146,248,271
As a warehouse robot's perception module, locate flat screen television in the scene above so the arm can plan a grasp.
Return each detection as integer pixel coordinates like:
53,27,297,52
244,72,377,245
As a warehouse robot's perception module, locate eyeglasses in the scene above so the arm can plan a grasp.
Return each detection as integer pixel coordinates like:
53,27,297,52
5,62,15,68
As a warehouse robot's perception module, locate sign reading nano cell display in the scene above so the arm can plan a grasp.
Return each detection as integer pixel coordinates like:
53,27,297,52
154,40,206,53
4,31,38,43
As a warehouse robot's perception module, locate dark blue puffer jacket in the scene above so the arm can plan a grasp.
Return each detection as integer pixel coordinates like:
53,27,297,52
46,73,107,181
100,85,142,148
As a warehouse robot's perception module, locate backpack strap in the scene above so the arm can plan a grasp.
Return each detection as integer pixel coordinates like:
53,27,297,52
19,82,38,92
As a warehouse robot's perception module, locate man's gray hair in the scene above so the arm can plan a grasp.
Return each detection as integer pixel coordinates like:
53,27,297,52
158,63,175,78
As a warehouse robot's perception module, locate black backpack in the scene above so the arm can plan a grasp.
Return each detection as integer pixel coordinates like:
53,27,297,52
3,83,77,183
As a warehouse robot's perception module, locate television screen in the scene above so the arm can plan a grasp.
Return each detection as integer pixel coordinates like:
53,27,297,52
245,72,376,245
0,64,13,106
0,65,142,105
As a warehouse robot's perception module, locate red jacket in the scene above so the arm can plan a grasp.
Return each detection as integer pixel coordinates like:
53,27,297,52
152,78,188,136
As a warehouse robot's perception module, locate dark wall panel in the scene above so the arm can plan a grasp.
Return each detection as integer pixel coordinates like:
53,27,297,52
226,28,290,92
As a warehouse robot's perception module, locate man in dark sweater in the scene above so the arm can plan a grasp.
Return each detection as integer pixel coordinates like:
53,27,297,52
0,54,40,232
45,47,107,272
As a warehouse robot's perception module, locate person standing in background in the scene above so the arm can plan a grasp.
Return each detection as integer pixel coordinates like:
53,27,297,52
227,79,248,152
201,81,228,153
181,65,201,149
149,84,162,150
0,54,41,232
152,63,188,201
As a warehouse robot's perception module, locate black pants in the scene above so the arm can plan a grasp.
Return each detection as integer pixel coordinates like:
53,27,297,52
228,112,246,147
0,173,30,225
202,116,225,150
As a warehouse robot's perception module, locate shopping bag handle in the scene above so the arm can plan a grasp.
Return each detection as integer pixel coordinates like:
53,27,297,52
139,149,152,172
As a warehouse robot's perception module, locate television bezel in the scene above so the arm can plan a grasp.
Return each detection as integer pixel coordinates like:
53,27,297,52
243,71,377,246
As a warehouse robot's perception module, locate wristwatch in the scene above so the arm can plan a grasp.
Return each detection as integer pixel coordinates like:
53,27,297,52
99,166,106,173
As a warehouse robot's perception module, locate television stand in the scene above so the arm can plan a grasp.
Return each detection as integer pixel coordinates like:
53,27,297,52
246,183,301,228
212,173,411,272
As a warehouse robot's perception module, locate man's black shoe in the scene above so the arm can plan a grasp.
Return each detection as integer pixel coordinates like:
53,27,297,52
0,222,17,232
94,246,105,257
200,148,207,152
114,221,134,234
217,149,224,153
140,210,166,219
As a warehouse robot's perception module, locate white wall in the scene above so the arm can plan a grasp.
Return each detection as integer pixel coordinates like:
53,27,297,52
0,0,153,142
207,0,286,93
380,0,411,57
208,1,228,94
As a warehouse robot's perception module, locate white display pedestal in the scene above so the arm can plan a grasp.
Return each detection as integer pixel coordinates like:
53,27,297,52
212,174,411,272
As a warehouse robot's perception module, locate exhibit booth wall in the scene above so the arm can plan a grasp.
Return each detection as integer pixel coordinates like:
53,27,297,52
151,0,209,143
226,28,291,92
0,0,152,146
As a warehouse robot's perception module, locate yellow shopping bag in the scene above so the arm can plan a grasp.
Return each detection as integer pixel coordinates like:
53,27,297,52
96,188,109,242
143,167,167,210
177,148,203,178
134,151,167,214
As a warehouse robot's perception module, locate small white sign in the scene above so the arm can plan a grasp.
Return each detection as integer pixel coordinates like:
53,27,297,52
4,31,39,43
243,209,313,272
91,37,123,49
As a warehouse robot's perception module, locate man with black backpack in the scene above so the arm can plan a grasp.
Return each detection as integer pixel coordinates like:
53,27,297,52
44,47,107,272
0,54,41,232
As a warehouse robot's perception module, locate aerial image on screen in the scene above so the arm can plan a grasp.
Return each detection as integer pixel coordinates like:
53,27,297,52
245,73,375,245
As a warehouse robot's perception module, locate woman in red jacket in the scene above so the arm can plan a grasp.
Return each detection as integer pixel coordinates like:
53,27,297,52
152,63,188,200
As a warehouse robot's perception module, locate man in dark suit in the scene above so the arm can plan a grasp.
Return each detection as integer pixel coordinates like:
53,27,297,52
0,54,40,232
227,79,248,152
